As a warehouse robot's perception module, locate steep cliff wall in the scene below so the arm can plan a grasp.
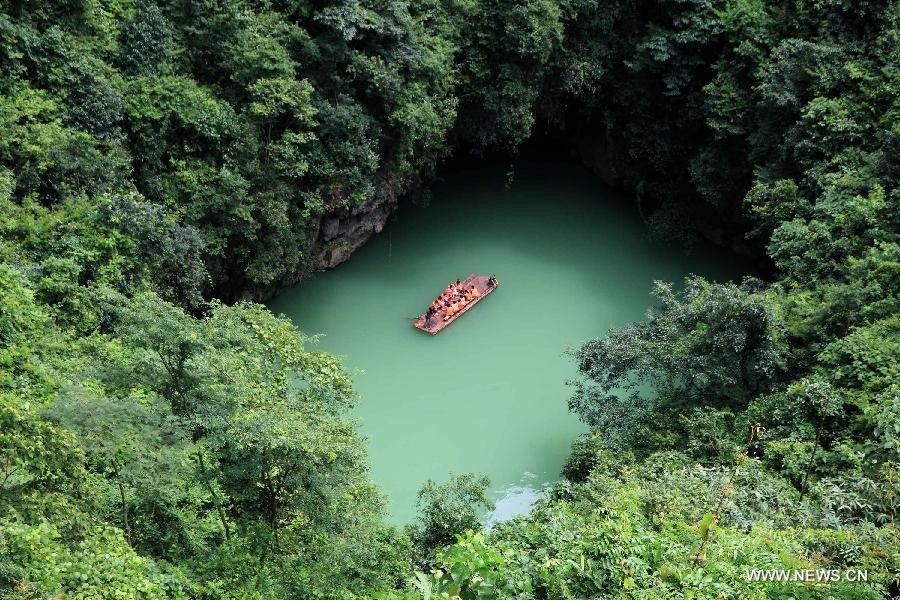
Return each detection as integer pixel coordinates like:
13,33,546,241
311,186,399,270
564,125,759,259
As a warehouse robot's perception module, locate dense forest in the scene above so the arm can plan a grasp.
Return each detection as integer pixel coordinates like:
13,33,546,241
1,0,897,597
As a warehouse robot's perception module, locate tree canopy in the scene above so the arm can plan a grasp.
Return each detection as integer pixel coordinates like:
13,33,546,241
2,0,898,597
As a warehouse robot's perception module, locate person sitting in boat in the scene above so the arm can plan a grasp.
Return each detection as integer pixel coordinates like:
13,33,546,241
470,285,480,299
454,278,463,291
487,276,497,288
443,301,455,320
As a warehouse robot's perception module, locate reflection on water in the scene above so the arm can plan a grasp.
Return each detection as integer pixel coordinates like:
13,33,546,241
487,471,550,526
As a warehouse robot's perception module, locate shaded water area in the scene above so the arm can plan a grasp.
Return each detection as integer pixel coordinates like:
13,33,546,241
268,153,747,524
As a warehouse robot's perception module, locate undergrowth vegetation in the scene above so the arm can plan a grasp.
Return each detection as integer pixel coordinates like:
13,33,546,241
1,0,897,597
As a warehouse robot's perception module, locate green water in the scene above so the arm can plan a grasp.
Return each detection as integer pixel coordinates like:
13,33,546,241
268,155,746,524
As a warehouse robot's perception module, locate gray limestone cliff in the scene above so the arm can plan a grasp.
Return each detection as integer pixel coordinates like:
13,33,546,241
311,186,399,270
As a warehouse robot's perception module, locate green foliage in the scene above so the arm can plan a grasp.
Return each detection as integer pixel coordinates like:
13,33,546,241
561,432,631,483
568,277,785,457
392,453,895,599
452,0,568,147
0,395,85,523
0,521,182,598
409,473,494,556
0,275,410,596
553,3,900,579
117,2,173,76
1,0,458,302
2,0,899,596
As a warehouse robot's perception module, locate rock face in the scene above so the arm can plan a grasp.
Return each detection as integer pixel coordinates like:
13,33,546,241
312,185,399,270
570,125,622,189
567,124,759,259
243,183,399,302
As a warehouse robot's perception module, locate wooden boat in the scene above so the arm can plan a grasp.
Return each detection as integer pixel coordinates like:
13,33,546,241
414,274,499,335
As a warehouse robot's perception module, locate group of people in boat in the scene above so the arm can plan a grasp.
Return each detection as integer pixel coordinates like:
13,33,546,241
423,276,496,328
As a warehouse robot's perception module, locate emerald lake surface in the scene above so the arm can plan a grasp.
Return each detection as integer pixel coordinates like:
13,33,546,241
268,154,746,524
